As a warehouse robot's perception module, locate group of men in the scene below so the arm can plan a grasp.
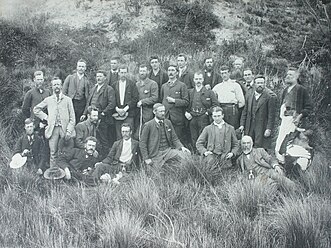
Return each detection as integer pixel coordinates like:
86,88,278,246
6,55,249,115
13,54,312,187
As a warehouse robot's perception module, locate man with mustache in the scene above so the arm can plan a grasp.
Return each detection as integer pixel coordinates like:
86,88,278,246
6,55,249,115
239,75,277,150
177,53,194,89
202,57,221,90
149,55,168,101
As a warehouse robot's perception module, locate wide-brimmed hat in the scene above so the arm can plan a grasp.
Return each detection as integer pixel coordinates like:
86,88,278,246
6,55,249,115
112,112,128,121
44,167,66,180
10,153,27,169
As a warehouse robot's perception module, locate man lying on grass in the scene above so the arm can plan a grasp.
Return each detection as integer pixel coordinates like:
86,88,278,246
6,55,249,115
237,135,295,189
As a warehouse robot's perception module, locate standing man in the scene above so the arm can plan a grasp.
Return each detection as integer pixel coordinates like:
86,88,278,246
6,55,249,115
185,71,219,149
63,59,90,124
196,106,239,168
107,56,120,86
140,103,190,168
177,53,194,89
149,55,168,101
34,77,76,168
243,68,255,92
213,65,245,129
161,64,189,145
113,65,139,140
135,64,159,139
239,76,277,150
82,70,116,158
203,57,221,90
275,67,312,163
22,71,51,129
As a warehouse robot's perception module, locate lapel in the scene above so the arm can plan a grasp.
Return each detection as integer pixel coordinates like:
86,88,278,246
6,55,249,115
255,91,268,112
74,73,79,91
97,84,106,97
116,140,124,159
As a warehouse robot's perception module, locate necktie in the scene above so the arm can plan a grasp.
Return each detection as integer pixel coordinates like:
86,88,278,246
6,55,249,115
159,120,163,126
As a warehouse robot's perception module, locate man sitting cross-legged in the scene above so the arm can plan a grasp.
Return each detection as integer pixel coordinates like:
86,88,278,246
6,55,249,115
237,135,296,190
92,123,140,181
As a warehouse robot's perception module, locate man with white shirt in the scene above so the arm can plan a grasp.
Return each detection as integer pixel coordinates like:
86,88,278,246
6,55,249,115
63,59,90,124
185,71,219,149
203,57,221,90
196,106,239,168
107,56,120,86
177,53,194,89
212,65,245,129
239,76,277,150
113,65,139,140
149,55,168,101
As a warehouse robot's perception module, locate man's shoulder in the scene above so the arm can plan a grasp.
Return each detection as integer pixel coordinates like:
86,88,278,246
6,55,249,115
145,119,157,127
224,122,235,131
76,120,88,128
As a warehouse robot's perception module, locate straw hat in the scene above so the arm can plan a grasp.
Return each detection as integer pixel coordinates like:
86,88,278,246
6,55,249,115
112,112,128,121
43,167,66,180
10,153,27,169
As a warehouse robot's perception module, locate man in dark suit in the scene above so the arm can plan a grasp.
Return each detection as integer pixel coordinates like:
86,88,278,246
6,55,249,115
239,75,277,150
13,118,47,173
107,56,120,86
177,53,194,89
243,68,255,92
202,57,221,90
185,71,219,149
149,55,168,101
82,70,116,158
63,59,90,124
140,103,190,168
113,65,139,140
92,123,140,180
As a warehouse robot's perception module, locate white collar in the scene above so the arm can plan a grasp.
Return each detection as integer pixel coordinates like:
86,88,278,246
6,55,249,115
119,80,126,84
123,138,131,143
213,121,225,128
287,84,296,92
77,72,84,79
154,117,163,124
195,86,203,92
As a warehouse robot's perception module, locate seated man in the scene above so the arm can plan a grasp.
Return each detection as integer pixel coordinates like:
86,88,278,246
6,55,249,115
57,136,99,181
196,106,239,168
140,103,190,168
12,118,47,173
92,123,140,181
237,135,295,189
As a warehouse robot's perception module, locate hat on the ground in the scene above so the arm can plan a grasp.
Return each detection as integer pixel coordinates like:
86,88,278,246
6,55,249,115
10,153,27,169
43,167,66,180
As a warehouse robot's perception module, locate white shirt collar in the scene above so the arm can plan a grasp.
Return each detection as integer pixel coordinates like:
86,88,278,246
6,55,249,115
195,86,203,92
123,138,131,143
77,72,84,79
154,117,163,124
287,84,296,92
213,121,225,128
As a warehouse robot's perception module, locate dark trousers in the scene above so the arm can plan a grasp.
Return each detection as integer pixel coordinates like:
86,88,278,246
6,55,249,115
73,98,86,124
189,114,210,149
221,104,240,129
97,118,112,159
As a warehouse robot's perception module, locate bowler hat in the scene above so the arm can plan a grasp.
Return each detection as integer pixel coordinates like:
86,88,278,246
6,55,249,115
44,167,66,180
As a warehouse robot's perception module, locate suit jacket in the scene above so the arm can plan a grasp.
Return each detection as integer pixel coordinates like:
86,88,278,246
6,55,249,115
22,87,51,120
187,87,219,115
57,148,99,172
74,120,97,149
281,84,312,118
113,79,139,117
240,89,277,149
179,67,194,89
161,80,189,126
237,148,278,174
149,69,168,100
33,94,76,139
63,73,90,100
140,119,183,161
107,71,119,87
203,70,221,89
102,139,140,166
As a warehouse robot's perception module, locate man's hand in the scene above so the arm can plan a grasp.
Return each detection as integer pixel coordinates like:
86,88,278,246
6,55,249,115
293,114,302,126
145,159,153,166
64,167,71,180
39,122,46,129
65,132,71,141
181,147,191,154
238,126,244,133
274,165,284,175
166,96,176,103
226,152,234,159
204,151,213,156
22,149,30,157
94,162,102,168
205,84,211,90
80,115,86,122
185,112,192,120
264,129,271,137
137,100,142,108
117,108,126,116
93,150,99,158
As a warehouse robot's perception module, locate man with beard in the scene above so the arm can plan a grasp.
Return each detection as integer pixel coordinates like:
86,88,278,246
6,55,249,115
22,71,51,130
135,64,159,139
149,55,168,101
161,64,189,145
196,106,239,168
75,106,99,149
107,56,120,86
63,59,90,124
140,103,190,168
34,77,76,168
185,71,219,149
202,57,221,90
239,76,277,150
275,67,312,163
82,70,116,158
177,53,194,89
237,136,295,189
212,66,245,129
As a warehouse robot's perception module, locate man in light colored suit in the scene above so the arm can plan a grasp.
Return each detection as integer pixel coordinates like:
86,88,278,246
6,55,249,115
34,78,76,168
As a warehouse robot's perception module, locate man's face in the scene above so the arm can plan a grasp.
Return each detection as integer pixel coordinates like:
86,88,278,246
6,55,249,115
167,66,177,80
139,67,148,80
89,110,99,124
77,62,86,74
241,138,253,154
285,70,298,86
243,70,254,83
193,73,204,88
85,140,97,155
205,58,213,71
34,74,44,89
233,59,243,69
255,78,266,93
24,122,34,135
150,59,160,71
121,126,132,140
52,80,62,94
154,106,165,120
220,70,230,81
96,73,106,85
212,111,224,124
118,68,128,81
110,59,118,70
177,56,186,68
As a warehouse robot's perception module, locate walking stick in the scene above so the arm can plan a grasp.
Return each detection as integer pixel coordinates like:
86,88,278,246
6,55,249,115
138,106,143,140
